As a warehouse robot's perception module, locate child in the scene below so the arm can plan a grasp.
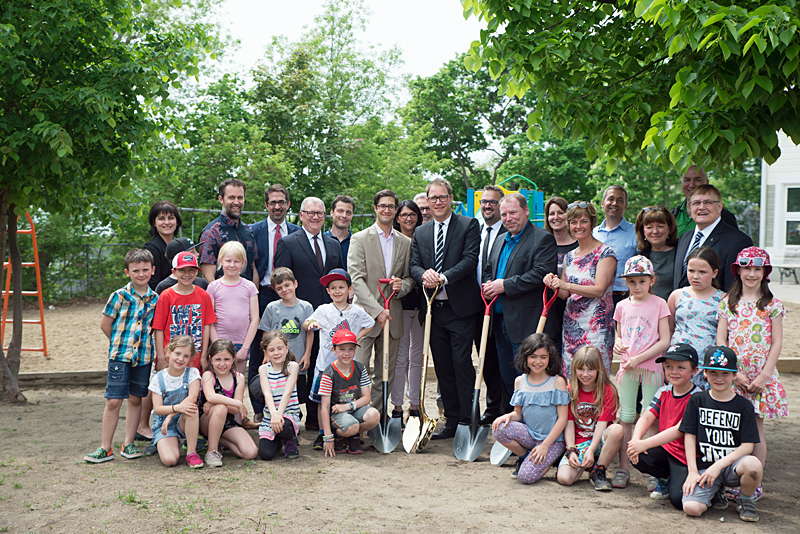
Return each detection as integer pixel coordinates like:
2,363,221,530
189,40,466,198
492,333,569,484
668,247,723,388
153,252,217,371
155,237,209,294
556,346,623,491
149,335,204,468
253,267,313,429
207,241,259,376
717,246,787,499
199,339,258,467
303,269,374,450
680,346,763,522
319,329,380,456
627,343,702,508
612,255,671,489
257,331,302,460
85,249,158,463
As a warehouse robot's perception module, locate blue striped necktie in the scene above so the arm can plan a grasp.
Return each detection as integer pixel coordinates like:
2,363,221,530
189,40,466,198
435,222,444,272
682,230,704,274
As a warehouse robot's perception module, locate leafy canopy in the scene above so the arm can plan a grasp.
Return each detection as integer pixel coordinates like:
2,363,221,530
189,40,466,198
463,0,800,174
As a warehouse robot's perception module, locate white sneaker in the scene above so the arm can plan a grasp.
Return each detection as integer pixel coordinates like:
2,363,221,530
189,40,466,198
204,450,223,467
647,475,658,492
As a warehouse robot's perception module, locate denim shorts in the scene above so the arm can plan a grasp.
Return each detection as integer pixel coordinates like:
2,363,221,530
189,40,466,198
558,427,611,468
682,457,745,506
105,360,151,399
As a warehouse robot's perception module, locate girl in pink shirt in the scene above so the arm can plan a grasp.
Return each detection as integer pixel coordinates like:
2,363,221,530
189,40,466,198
612,256,671,489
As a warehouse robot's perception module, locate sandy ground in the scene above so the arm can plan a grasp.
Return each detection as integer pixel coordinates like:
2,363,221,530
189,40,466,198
1,301,799,532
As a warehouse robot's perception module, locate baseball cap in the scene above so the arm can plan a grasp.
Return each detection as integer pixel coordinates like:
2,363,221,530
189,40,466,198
700,345,738,372
174,252,200,270
621,255,654,278
166,237,198,264
331,329,359,347
656,343,698,365
320,268,351,287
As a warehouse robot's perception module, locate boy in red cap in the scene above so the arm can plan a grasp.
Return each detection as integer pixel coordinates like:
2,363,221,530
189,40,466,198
153,252,217,371
318,329,379,456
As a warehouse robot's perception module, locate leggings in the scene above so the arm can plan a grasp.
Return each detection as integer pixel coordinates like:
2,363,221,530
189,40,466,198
258,417,298,461
618,370,660,424
632,445,688,510
493,421,566,484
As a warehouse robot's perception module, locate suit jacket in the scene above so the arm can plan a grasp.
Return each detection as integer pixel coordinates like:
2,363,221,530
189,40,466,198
347,225,414,339
273,229,343,309
409,213,482,318
672,221,753,291
251,219,301,283
483,223,559,344
478,222,508,284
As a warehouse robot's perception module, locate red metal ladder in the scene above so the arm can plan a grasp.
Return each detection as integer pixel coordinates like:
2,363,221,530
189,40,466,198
1,212,48,358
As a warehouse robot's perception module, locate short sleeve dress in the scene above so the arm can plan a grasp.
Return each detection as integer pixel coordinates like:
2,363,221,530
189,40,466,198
670,288,724,387
718,297,788,418
561,244,617,376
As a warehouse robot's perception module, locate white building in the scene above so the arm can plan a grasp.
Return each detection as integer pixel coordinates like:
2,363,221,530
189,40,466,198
761,130,800,262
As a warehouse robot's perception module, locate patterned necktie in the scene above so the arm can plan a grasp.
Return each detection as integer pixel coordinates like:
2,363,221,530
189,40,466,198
435,222,444,273
683,230,704,274
313,235,324,272
272,225,282,268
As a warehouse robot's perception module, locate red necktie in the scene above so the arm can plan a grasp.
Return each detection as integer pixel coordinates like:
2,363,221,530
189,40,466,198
272,225,282,268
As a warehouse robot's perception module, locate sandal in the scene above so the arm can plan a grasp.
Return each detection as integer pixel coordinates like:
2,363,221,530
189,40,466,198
611,468,630,489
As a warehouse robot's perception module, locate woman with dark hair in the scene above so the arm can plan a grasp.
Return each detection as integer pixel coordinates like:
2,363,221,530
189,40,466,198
543,197,578,354
390,200,424,425
634,206,678,301
143,200,182,291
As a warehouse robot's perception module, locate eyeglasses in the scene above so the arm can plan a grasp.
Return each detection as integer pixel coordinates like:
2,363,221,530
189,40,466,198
267,200,288,207
480,199,499,206
428,195,451,204
418,206,431,212
642,206,666,213
737,257,766,267
567,201,590,209
301,210,325,219
376,204,397,212
689,199,721,208
397,213,418,219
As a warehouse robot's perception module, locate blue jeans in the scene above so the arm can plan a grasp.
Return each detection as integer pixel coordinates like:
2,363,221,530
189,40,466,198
492,314,522,396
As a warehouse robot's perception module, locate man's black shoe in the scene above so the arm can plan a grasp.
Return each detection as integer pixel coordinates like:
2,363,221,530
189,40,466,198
431,425,457,440
479,413,499,426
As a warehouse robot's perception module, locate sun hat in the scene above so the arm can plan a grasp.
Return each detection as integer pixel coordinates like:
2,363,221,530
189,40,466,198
621,255,654,278
731,246,772,280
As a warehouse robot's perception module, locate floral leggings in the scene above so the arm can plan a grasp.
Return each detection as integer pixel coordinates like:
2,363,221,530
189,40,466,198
494,421,565,484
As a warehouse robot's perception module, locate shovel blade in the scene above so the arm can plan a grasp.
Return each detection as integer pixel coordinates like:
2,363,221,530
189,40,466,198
403,416,421,453
453,423,490,462
490,441,513,466
368,418,402,454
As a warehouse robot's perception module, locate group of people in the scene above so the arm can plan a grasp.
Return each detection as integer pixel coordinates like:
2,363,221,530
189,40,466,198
85,169,786,523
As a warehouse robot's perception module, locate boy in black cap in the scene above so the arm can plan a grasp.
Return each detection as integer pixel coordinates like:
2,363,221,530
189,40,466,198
627,343,702,508
679,346,762,522
155,237,209,294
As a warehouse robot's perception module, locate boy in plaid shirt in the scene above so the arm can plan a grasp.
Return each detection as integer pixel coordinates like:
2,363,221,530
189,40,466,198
85,249,159,463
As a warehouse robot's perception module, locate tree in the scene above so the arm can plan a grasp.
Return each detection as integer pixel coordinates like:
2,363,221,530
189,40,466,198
0,0,212,402
462,0,800,174
403,54,530,196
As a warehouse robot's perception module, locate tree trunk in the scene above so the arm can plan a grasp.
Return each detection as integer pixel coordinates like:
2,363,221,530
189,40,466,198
0,195,26,403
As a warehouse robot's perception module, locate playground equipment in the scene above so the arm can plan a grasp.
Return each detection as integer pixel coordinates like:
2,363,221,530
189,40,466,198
1,212,48,358
454,175,545,227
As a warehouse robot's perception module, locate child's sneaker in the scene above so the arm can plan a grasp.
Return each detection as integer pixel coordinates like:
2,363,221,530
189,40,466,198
711,487,728,509
511,454,526,479
283,438,300,460
186,451,204,469
204,450,223,467
334,437,348,453
611,468,630,488
736,496,759,522
120,443,143,459
84,447,114,463
650,478,669,500
312,433,324,451
646,475,658,492
143,441,158,456
347,436,363,454
590,464,612,491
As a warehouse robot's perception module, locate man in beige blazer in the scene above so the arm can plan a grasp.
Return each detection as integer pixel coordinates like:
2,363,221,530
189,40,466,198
348,189,414,410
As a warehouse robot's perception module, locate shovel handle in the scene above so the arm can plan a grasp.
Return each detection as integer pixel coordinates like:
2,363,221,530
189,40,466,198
536,287,558,334
378,278,397,309
422,282,440,307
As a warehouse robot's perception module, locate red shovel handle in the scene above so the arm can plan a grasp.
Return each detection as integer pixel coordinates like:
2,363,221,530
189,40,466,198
541,286,558,318
379,278,396,309
481,290,498,316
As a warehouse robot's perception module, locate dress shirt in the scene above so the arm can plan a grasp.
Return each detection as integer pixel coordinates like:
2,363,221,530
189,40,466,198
377,225,395,278
683,216,722,264
433,214,452,300
593,217,638,292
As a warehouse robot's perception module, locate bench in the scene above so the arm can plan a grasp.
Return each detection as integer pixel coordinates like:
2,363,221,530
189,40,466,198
770,254,800,284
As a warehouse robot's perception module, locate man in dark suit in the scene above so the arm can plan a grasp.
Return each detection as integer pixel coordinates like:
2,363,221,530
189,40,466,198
409,178,482,439
673,184,752,291
475,185,509,424
274,196,343,430
483,193,559,396
672,165,738,237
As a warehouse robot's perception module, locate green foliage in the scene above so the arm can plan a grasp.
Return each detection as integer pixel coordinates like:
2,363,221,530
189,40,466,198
463,0,800,174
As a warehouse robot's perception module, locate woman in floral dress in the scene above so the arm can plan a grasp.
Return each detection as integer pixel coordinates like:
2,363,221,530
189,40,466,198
544,201,616,376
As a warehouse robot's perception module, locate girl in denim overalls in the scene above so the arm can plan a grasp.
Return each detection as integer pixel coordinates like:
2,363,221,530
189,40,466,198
150,335,203,468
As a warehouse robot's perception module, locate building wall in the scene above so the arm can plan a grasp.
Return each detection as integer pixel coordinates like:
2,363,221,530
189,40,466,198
761,131,800,259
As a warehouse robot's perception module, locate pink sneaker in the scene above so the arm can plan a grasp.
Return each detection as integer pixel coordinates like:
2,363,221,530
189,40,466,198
186,451,204,469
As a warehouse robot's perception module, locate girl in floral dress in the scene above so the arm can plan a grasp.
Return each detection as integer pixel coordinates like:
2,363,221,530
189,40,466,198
544,201,617,376
717,247,787,499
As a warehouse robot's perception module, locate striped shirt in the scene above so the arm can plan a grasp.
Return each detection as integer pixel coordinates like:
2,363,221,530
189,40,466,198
103,282,158,366
258,362,301,440
319,360,370,405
